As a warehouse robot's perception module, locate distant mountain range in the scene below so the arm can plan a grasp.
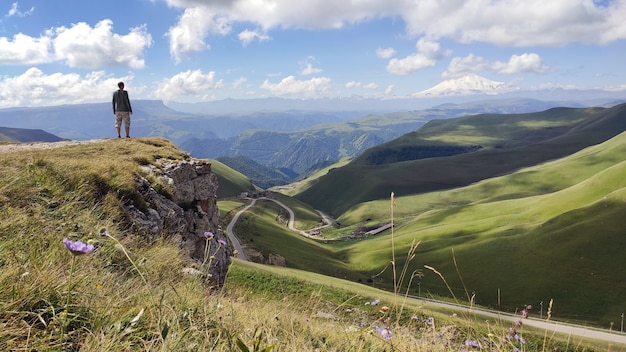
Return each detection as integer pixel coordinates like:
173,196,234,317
0,126,65,143
1,93,624,182
179,97,624,176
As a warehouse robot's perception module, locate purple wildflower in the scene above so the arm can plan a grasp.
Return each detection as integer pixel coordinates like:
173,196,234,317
204,231,214,239
63,238,94,255
376,326,392,340
218,239,227,246
464,339,482,348
521,309,529,319
371,299,380,306
423,317,434,325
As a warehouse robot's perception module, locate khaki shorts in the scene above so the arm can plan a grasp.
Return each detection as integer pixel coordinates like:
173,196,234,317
115,111,131,128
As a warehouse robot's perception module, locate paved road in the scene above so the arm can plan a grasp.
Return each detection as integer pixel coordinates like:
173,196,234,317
226,197,333,262
224,197,626,346
414,296,626,345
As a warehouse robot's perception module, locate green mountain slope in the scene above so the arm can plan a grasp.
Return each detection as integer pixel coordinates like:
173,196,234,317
329,129,626,326
296,104,626,216
208,158,258,198
217,155,293,189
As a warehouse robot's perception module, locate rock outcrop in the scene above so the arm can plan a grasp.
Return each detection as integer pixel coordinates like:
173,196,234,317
124,159,232,286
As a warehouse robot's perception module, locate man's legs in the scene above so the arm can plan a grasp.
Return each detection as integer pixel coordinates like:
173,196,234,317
115,112,123,138
124,113,131,138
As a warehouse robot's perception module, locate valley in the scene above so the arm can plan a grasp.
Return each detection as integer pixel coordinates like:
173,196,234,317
214,102,626,329
2,98,626,333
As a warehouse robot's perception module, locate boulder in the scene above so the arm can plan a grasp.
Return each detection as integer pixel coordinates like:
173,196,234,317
124,159,232,286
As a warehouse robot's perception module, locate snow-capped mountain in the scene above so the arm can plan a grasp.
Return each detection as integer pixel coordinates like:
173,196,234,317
414,74,516,97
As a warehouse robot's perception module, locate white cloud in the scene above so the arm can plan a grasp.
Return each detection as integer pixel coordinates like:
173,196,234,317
300,63,322,75
0,67,130,107
442,54,490,79
232,77,247,88
376,47,396,59
493,53,549,74
164,0,403,30
153,69,223,101
238,29,270,46
0,19,152,68
162,0,626,59
345,81,361,88
7,2,35,17
384,85,394,95
0,33,52,65
54,20,152,69
443,53,549,78
260,76,331,97
299,57,322,75
403,0,625,46
363,82,378,89
166,7,231,63
386,38,448,75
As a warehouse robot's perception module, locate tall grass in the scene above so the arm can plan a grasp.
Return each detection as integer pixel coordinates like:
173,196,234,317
0,139,618,351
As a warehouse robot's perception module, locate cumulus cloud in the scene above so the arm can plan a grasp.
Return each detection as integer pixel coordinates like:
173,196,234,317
493,53,549,74
54,20,152,69
153,69,224,101
161,0,626,60
442,54,490,79
402,0,625,46
238,29,270,46
386,38,448,75
363,82,378,89
166,7,231,62
0,33,52,65
345,81,361,88
260,76,331,97
0,67,130,107
376,47,396,59
443,52,549,78
0,19,152,68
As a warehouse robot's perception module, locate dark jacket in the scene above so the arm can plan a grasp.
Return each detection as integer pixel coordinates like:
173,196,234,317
112,90,132,113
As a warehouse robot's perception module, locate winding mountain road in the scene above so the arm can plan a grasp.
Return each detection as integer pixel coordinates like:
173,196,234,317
225,196,626,346
226,196,328,262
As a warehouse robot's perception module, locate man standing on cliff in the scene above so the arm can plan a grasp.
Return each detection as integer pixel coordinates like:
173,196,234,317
112,82,132,138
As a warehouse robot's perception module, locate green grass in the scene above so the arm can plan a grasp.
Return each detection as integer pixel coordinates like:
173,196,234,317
316,131,626,327
0,138,622,351
208,158,258,198
271,157,351,196
296,104,626,215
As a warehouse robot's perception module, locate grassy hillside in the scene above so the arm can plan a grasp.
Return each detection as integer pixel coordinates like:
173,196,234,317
217,155,293,189
208,158,258,198
296,104,626,216
319,130,626,327
237,127,626,326
2,138,601,351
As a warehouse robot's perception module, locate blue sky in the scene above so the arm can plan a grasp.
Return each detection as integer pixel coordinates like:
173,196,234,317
0,0,625,107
